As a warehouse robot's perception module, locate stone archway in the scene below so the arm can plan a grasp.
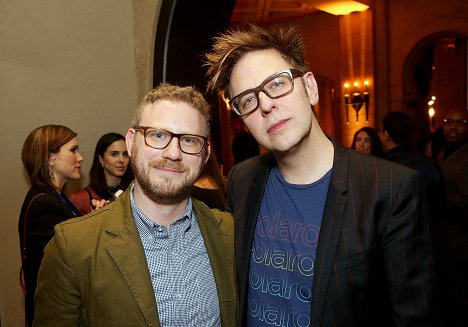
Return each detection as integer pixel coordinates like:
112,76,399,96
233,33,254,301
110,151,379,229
402,32,467,151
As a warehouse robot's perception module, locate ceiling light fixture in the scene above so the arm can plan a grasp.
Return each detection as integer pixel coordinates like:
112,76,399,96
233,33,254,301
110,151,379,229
301,0,369,16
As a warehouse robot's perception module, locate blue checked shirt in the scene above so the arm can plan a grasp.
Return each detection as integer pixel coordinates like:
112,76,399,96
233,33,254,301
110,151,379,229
130,187,221,326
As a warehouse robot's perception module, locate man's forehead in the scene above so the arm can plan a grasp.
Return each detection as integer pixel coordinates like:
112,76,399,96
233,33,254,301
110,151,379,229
140,101,206,133
230,50,289,83
445,109,468,120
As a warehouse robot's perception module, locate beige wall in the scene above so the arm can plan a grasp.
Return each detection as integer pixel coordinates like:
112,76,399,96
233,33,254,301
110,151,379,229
0,0,161,325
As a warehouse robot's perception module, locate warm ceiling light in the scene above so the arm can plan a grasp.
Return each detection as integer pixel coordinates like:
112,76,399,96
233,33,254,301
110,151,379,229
301,0,369,15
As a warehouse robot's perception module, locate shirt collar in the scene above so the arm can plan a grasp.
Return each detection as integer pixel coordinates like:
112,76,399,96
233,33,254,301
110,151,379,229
130,184,194,233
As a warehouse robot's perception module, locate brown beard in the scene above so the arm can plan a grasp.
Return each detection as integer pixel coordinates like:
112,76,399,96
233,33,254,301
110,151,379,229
132,144,203,205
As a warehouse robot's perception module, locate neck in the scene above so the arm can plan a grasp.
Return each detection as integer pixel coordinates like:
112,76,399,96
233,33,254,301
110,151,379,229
133,182,188,227
51,179,65,193
274,123,334,184
384,140,398,153
105,172,122,188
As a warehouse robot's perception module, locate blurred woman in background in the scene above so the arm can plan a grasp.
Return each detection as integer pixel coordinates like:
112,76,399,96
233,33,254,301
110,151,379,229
71,133,132,215
192,151,227,210
19,124,83,326
351,127,384,157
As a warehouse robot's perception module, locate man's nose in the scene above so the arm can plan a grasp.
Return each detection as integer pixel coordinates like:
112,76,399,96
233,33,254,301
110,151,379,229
257,91,275,115
162,137,182,160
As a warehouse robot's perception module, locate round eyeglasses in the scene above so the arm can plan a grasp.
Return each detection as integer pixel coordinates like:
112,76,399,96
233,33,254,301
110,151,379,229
229,68,305,117
134,126,208,155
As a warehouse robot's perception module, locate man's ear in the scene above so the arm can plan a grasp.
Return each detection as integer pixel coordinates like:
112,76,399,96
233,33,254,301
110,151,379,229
379,129,389,144
204,141,211,165
304,72,319,106
125,129,135,158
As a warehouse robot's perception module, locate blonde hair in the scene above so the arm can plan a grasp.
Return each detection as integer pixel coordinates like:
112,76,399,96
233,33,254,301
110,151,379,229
132,83,211,135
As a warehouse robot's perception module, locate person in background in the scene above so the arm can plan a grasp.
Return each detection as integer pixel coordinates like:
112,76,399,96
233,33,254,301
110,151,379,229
424,126,446,164
34,84,237,326
71,132,133,215
205,24,441,326
378,111,445,315
351,126,384,157
19,124,83,326
192,151,227,210
231,113,260,164
437,108,468,326
379,111,443,201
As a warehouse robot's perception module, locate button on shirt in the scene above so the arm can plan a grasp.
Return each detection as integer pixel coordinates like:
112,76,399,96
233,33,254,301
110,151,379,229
131,188,221,326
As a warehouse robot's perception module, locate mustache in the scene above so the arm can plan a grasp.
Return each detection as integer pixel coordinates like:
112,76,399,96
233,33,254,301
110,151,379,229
150,159,185,171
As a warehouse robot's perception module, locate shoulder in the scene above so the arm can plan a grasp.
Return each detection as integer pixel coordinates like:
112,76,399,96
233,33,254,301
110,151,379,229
70,188,89,201
24,187,63,210
57,195,127,235
228,152,273,181
192,199,233,231
70,187,101,200
334,142,419,186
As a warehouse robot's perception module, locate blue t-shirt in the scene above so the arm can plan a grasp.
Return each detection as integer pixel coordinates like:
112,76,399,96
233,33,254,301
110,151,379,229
247,167,331,327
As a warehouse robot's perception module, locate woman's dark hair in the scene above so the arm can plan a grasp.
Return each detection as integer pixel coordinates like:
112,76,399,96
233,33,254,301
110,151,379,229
88,133,133,198
22,125,77,188
200,152,227,208
351,127,384,157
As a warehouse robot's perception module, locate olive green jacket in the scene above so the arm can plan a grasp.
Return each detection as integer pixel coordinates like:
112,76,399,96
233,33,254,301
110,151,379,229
33,189,237,326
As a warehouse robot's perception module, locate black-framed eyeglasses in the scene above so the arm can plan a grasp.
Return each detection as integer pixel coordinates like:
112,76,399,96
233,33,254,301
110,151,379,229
134,126,208,155
229,68,305,117
443,118,468,127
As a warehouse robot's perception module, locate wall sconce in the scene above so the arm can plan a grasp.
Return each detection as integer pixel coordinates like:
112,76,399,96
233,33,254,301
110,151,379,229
343,80,370,123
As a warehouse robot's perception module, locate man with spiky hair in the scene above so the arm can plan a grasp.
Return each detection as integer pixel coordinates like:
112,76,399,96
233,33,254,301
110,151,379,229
205,24,441,327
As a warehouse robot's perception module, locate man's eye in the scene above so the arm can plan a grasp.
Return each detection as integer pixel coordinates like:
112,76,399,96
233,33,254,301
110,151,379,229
267,77,287,91
152,131,167,140
181,136,196,145
241,95,256,108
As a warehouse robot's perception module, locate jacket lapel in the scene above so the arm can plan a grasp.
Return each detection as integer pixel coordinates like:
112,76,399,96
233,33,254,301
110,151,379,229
193,200,233,300
193,201,236,317
239,154,273,285
311,140,348,326
103,191,160,327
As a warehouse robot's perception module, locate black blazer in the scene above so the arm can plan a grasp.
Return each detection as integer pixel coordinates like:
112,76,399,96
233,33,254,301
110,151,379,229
228,140,442,327
18,185,78,325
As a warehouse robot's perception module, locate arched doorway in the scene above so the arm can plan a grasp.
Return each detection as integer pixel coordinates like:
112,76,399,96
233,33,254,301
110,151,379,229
403,32,467,151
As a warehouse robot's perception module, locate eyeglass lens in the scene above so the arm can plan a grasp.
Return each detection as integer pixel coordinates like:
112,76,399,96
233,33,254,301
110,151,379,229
140,128,206,154
233,74,294,115
230,69,302,116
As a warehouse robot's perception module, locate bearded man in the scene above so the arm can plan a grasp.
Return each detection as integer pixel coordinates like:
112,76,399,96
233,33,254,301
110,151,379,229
33,84,237,327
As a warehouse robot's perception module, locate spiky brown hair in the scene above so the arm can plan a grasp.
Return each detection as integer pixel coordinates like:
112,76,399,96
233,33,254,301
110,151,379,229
204,24,309,99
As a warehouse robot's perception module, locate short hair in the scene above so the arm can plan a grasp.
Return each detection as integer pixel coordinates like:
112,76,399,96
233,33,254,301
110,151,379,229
88,133,133,198
22,125,77,188
132,83,211,136
204,24,309,99
382,111,415,145
351,127,384,157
